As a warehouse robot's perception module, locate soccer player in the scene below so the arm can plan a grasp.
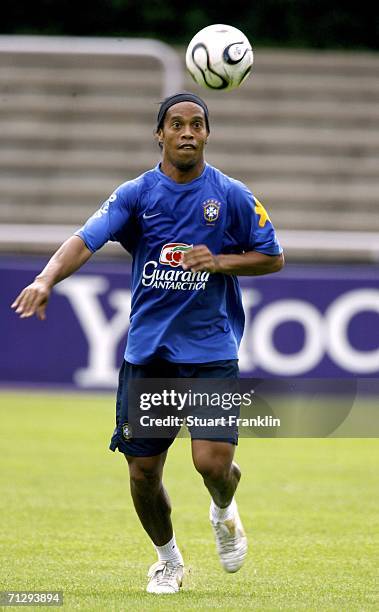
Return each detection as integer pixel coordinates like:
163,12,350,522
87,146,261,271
11,92,284,594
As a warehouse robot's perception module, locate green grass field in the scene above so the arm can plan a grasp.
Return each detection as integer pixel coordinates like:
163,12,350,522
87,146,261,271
0,391,378,611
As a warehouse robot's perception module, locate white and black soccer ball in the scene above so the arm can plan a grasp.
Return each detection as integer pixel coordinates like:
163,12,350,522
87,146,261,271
185,24,254,92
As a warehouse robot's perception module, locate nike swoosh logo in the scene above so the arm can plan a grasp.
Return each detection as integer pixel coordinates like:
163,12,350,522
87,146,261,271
143,212,162,219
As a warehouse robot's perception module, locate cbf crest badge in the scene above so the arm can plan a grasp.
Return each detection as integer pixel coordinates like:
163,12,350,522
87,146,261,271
122,422,132,440
203,199,221,223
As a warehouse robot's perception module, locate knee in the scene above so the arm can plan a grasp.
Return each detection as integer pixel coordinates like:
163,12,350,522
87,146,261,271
128,459,162,493
193,457,230,483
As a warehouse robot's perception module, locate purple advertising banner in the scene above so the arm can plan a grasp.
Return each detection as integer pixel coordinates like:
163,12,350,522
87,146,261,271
1,256,378,388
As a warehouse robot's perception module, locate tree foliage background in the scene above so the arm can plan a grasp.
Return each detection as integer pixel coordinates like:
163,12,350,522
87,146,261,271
1,0,378,50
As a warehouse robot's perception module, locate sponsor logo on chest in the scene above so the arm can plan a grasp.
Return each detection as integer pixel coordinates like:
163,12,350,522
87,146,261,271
159,243,193,267
142,243,210,291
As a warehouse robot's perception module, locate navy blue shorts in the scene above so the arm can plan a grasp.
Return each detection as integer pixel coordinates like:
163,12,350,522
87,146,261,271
109,358,239,457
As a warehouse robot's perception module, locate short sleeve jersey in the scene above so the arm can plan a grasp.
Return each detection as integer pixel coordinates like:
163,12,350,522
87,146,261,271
76,163,282,364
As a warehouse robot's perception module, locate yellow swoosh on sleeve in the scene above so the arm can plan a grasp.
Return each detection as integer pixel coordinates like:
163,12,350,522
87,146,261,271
254,197,271,227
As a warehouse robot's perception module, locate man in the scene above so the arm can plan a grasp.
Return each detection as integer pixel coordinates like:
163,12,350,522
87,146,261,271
12,92,284,594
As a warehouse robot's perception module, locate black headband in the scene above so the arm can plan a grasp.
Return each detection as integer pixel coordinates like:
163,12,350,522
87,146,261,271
156,92,210,132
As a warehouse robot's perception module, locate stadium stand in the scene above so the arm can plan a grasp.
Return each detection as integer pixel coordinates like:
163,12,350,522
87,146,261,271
0,39,378,260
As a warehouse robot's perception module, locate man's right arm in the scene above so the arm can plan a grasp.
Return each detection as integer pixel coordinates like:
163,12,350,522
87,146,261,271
11,235,92,320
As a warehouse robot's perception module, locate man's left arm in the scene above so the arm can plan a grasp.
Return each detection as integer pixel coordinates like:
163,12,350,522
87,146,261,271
182,246,284,276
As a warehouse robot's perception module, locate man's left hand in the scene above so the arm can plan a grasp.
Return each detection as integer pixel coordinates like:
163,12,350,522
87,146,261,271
182,245,220,273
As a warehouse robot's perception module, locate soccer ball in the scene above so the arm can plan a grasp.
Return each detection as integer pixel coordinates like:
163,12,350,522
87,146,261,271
185,24,254,92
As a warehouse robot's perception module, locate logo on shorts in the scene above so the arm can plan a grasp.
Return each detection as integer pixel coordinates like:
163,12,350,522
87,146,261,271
203,199,221,223
159,243,193,267
122,422,132,440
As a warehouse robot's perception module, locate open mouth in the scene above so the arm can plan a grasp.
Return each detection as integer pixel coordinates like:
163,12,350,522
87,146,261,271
178,144,196,150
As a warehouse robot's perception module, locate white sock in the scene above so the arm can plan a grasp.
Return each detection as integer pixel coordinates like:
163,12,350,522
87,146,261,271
210,497,237,523
154,534,183,565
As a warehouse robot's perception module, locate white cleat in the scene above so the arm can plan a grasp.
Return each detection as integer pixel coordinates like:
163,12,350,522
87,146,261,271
210,504,248,573
146,560,184,594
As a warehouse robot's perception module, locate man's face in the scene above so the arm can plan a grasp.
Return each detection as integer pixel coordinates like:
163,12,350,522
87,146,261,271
157,102,209,171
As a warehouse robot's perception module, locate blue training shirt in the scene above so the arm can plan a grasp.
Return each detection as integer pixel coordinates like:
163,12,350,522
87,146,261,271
76,163,282,364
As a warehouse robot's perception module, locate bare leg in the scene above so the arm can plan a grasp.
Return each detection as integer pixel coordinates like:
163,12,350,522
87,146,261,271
124,451,173,545
191,440,241,507
192,439,247,573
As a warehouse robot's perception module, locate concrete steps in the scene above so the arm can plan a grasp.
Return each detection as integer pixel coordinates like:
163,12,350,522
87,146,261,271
1,93,378,127
2,120,379,152
0,41,378,257
3,67,379,101
1,148,378,179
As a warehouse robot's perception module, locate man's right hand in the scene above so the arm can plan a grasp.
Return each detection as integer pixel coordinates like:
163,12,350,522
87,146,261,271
11,277,51,320
10,235,93,321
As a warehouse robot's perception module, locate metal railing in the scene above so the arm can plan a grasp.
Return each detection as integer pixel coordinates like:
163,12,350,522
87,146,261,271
0,35,183,97
1,225,379,261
